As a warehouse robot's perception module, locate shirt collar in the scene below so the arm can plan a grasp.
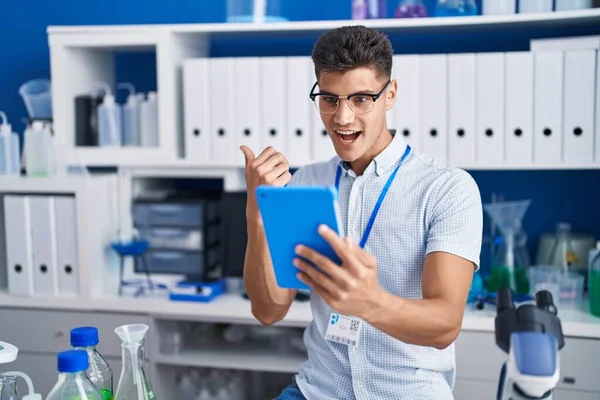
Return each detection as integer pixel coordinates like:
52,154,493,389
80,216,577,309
338,129,408,177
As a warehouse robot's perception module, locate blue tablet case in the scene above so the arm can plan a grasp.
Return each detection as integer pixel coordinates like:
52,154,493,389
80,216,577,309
256,185,344,290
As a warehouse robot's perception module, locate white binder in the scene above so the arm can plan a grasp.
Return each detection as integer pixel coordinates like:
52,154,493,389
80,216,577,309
563,49,596,164
209,57,237,164
234,57,261,155
448,53,476,166
29,195,58,296
260,57,287,153
310,83,336,163
420,54,448,161
183,58,211,162
476,52,505,164
3,195,34,296
286,56,313,167
393,55,421,150
54,195,79,297
505,52,534,165
533,51,563,164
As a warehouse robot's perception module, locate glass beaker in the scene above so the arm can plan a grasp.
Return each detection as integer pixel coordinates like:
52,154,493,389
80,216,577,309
0,376,18,400
547,222,579,273
114,324,155,400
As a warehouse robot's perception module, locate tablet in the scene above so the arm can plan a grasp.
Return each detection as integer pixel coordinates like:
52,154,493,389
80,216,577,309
256,185,344,290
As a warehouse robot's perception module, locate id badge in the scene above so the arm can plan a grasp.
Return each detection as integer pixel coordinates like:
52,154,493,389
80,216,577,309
325,312,363,346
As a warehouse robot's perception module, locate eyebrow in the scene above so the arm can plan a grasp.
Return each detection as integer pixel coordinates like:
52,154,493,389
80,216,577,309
319,88,377,96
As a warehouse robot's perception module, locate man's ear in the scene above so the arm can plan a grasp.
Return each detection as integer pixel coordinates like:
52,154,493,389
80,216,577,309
385,79,397,112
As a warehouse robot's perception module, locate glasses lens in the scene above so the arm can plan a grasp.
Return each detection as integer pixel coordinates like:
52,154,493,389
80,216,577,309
314,95,338,114
348,96,375,115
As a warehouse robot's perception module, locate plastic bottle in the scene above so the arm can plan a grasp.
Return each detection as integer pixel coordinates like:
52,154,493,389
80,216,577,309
24,120,55,177
96,82,122,147
394,0,428,17
0,111,21,175
588,242,600,317
352,0,368,19
139,91,158,147
117,82,140,147
46,350,104,400
70,327,114,400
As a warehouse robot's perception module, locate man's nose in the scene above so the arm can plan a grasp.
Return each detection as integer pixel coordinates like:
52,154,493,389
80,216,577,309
334,99,355,126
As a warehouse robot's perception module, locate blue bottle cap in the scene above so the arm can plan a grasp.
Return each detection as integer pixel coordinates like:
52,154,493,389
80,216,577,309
57,350,89,373
70,326,99,347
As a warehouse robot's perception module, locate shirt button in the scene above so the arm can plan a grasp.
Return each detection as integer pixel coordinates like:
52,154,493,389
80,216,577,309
358,381,364,387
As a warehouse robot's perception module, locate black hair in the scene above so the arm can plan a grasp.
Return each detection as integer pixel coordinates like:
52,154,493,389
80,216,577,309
312,25,393,81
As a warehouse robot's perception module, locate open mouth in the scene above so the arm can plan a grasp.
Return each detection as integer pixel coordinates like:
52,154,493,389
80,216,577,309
335,130,362,144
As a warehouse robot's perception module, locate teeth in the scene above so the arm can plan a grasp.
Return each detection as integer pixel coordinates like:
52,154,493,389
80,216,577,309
336,131,358,136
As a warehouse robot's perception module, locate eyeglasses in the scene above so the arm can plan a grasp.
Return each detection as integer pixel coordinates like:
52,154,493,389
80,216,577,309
309,80,391,115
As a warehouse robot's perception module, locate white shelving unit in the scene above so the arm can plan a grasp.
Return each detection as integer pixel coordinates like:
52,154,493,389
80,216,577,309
46,8,600,171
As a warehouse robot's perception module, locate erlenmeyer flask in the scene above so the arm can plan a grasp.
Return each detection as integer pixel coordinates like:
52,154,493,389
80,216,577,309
0,376,18,400
548,222,579,273
114,324,156,400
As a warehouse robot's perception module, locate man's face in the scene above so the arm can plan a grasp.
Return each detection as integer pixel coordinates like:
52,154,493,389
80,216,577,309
316,67,396,164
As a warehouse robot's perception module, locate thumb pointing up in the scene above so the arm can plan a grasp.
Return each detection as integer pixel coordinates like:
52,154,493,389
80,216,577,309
240,145,255,167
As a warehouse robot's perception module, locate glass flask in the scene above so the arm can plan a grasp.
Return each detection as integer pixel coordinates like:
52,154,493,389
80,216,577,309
547,222,579,273
483,200,531,298
114,325,156,400
0,376,18,400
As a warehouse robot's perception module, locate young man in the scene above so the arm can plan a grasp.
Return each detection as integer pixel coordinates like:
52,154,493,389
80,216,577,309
240,26,482,400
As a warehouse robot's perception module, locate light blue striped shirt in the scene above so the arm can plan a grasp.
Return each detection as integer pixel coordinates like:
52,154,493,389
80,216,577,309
289,132,483,400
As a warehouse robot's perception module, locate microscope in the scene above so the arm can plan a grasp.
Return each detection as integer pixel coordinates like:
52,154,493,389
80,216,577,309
495,287,565,400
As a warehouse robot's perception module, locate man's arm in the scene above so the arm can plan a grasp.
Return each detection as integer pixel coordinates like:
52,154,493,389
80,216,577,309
363,251,474,349
240,145,297,326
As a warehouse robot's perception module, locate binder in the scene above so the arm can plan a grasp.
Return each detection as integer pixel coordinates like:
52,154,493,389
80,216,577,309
420,54,448,161
533,51,563,164
476,52,505,164
393,55,421,150
209,57,237,164
505,52,534,165
447,53,476,165
54,195,79,297
29,195,58,296
234,57,261,155
310,83,336,163
183,58,211,162
563,49,596,164
260,57,287,153
3,195,34,296
286,56,313,167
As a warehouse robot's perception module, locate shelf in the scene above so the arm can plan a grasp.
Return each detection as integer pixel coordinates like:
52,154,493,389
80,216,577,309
2,290,600,338
47,8,600,38
154,345,306,373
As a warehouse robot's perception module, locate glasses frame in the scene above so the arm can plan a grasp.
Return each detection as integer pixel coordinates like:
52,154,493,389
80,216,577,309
308,80,391,115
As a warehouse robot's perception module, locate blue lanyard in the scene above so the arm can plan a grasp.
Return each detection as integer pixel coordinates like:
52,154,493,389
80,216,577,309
335,145,411,249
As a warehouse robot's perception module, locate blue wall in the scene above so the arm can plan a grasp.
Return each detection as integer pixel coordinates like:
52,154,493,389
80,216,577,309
1,0,599,277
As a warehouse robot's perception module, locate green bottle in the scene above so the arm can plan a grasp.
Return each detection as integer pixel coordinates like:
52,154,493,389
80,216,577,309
71,327,114,400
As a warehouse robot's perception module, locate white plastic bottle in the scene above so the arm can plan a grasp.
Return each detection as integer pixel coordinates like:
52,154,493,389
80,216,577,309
24,120,55,176
96,82,122,147
118,82,140,147
0,111,21,175
139,91,158,147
